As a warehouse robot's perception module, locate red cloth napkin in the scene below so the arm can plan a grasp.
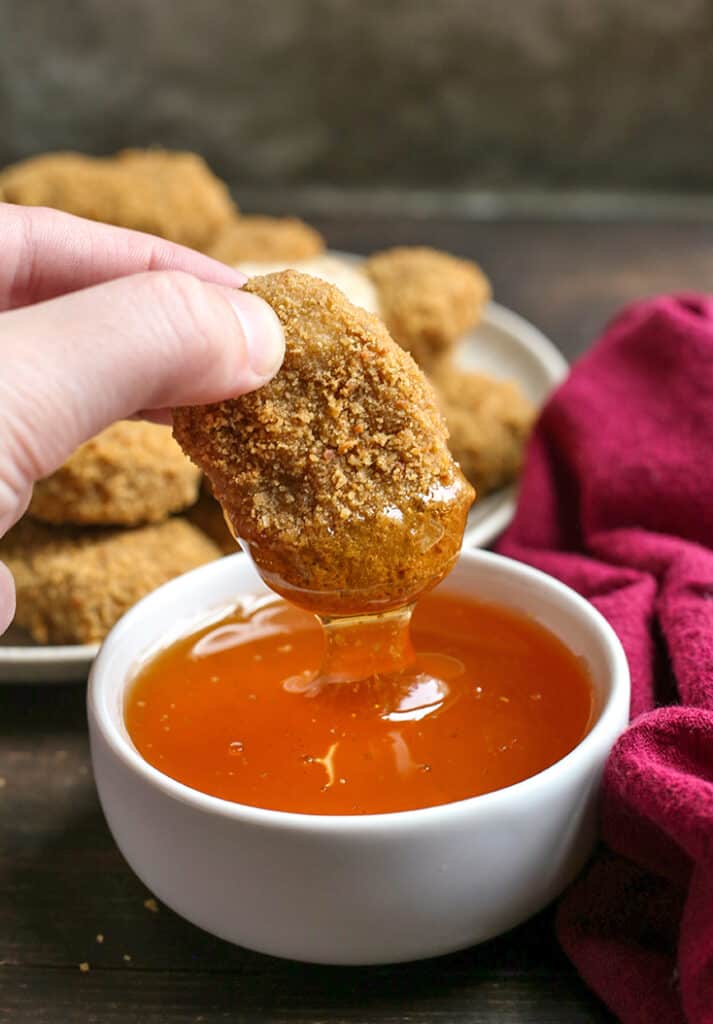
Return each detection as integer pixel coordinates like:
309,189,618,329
496,295,713,1024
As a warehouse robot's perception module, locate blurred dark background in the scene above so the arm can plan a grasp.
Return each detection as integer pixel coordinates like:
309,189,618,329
2,0,713,202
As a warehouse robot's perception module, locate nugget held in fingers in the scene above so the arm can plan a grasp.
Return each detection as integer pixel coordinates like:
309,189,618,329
365,247,491,369
0,149,236,248
2,518,220,645
208,215,325,264
431,364,535,495
173,271,474,616
28,422,201,527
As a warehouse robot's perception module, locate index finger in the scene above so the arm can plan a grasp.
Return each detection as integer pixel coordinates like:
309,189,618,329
0,203,245,311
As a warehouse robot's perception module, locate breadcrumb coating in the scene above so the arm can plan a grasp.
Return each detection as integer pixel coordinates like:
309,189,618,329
430,364,535,495
28,422,201,527
1,518,220,645
207,215,325,264
0,148,236,248
365,247,491,369
173,271,474,616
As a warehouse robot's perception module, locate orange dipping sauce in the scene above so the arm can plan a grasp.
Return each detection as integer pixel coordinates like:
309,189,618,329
126,592,593,815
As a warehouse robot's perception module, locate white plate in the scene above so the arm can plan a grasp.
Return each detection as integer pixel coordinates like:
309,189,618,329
459,300,568,547
0,623,99,684
0,263,566,684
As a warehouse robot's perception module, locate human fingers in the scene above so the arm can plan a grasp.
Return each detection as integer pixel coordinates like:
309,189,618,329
0,203,244,311
0,270,283,533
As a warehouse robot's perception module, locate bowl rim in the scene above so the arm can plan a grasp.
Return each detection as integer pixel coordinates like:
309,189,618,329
88,549,630,832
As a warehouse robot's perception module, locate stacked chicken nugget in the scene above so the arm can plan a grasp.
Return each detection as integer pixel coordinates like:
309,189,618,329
0,148,237,249
362,247,535,496
0,147,243,646
1,422,221,646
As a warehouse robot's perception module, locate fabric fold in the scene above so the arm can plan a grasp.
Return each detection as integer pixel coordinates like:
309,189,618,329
497,294,713,1023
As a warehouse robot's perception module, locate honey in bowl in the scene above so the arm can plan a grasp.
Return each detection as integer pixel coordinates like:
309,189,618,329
126,589,593,816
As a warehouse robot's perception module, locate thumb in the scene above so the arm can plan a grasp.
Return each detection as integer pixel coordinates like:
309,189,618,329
0,269,283,525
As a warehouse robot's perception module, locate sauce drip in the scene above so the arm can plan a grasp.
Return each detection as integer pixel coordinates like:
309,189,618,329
126,591,594,815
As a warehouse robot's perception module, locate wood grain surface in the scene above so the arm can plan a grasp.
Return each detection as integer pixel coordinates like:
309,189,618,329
5,215,711,1023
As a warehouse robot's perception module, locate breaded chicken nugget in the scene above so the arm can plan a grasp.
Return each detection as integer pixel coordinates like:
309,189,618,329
207,215,325,264
365,247,491,369
0,148,236,249
185,483,236,556
430,364,535,495
28,422,201,527
2,518,220,645
173,271,474,617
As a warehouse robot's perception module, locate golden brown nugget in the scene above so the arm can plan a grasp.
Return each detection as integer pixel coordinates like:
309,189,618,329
365,247,491,369
0,148,236,248
430,364,535,495
207,215,325,264
28,422,201,527
185,484,236,556
173,271,474,617
1,518,220,645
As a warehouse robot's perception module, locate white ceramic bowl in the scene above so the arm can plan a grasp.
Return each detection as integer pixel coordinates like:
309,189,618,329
88,550,629,965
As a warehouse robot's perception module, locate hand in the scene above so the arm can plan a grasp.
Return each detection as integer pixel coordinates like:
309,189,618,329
0,203,285,635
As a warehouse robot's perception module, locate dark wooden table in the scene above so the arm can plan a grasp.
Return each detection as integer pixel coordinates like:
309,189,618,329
4,213,713,1023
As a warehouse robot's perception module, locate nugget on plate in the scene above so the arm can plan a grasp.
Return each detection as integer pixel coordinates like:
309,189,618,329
208,215,325,264
365,247,491,369
173,271,474,616
28,422,201,527
237,253,380,314
0,148,236,249
1,518,220,645
430,364,535,495
185,483,236,556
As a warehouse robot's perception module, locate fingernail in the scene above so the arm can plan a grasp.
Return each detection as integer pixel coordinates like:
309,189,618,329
226,289,285,380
